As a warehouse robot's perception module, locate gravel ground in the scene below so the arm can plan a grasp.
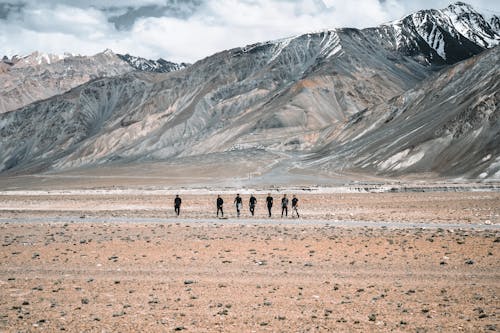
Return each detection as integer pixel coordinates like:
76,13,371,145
0,192,498,332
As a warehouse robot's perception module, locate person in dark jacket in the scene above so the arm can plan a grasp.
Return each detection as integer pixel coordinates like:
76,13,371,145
291,194,299,218
217,195,224,217
234,194,243,217
174,194,182,216
249,194,257,216
281,194,289,217
266,193,273,218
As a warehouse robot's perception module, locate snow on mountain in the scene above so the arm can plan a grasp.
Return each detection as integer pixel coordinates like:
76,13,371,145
489,15,500,34
442,2,499,48
0,50,134,114
117,54,189,73
0,2,498,181
13,51,75,68
0,50,190,114
381,1,499,65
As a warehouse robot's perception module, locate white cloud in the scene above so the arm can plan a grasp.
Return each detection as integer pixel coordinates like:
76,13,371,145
1,0,499,63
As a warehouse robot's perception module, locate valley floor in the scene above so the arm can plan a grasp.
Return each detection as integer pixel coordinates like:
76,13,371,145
0,191,498,331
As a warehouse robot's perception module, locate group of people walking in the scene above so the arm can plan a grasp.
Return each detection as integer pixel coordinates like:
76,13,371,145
173,193,299,218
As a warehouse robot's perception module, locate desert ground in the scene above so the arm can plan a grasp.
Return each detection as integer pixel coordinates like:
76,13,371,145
0,190,499,332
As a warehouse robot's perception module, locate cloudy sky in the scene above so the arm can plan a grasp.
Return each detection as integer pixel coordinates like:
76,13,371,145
0,0,498,63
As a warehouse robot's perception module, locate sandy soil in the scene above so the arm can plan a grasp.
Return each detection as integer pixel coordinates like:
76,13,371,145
0,192,499,332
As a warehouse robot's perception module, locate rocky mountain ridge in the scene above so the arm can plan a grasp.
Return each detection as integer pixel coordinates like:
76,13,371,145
0,2,498,183
116,53,190,73
0,50,188,114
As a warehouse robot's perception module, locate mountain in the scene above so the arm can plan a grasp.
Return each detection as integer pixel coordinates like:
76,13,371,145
117,53,189,73
0,2,498,183
0,50,188,114
0,50,133,114
307,46,499,179
375,1,499,65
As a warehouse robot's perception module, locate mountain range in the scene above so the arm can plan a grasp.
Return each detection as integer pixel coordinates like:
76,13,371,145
0,1,498,187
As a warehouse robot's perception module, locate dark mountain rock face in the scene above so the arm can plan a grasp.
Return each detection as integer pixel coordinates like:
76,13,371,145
0,2,498,182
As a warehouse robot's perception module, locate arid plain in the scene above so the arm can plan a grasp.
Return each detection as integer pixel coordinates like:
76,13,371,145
0,189,499,332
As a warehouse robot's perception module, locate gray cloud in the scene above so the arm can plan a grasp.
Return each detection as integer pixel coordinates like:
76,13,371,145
0,2,23,19
106,1,202,30
0,0,498,63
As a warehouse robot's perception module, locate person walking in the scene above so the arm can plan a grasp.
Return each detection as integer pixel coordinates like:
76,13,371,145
266,193,273,218
217,195,224,218
291,194,299,218
281,194,289,218
234,194,243,217
249,194,257,216
174,194,182,216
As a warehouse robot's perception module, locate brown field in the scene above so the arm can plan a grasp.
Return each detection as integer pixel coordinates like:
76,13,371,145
0,191,499,332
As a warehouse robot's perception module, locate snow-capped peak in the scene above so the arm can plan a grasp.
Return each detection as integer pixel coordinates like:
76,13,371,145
13,51,71,68
116,53,189,73
442,2,500,48
383,2,499,64
446,1,476,14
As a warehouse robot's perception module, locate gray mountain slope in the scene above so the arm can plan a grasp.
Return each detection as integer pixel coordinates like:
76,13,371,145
0,29,434,174
309,46,499,179
0,51,188,115
0,50,134,114
0,2,498,182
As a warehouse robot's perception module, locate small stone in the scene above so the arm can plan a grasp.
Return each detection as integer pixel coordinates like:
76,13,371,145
112,311,125,317
368,314,377,322
465,259,475,265
184,280,195,285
